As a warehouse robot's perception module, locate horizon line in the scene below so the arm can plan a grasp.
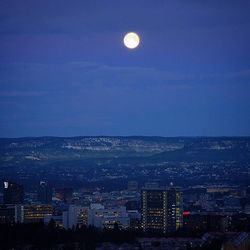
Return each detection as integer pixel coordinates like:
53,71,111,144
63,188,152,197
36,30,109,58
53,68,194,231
1,135,250,139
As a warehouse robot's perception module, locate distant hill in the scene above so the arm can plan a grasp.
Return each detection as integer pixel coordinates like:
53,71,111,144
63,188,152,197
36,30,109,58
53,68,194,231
1,136,250,165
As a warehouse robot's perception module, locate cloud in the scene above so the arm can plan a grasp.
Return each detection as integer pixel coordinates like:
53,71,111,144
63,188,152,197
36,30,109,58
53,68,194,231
1,62,250,105
1,1,250,35
0,90,47,97
0,61,249,137
0,61,188,90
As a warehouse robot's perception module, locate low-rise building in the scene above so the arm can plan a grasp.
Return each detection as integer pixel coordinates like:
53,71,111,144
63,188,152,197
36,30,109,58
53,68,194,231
88,203,130,229
15,204,53,223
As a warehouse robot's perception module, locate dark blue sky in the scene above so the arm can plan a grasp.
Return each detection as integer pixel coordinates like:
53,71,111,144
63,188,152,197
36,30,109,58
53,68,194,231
0,0,250,137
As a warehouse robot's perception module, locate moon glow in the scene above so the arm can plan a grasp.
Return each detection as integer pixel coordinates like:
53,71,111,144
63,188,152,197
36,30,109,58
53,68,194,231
123,32,140,49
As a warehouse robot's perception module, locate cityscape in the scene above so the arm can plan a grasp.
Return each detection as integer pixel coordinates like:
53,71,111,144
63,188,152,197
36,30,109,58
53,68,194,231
0,136,250,249
1,0,250,249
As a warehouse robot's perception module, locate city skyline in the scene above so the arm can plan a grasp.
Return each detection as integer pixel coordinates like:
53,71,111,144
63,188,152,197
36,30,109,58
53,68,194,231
1,2,250,249
0,1,250,137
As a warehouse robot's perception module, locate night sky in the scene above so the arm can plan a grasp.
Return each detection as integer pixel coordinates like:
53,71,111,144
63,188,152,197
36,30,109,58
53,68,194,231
0,0,250,137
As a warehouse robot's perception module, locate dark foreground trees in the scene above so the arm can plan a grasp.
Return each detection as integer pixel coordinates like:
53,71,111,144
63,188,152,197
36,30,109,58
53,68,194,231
0,221,137,249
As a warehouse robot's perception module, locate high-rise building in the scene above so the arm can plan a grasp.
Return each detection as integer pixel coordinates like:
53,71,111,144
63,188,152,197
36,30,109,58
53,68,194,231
141,184,183,234
3,181,24,204
167,186,183,232
141,187,167,233
37,181,52,204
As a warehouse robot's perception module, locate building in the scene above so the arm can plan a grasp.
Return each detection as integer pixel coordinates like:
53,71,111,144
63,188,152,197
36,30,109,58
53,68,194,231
0,205,15,223
167,186,183,232
144,182,160,189
141,185,183,234
141,187,167,233
37,181,52,204
183,212,230,233
55,188,73,203
127,181,138,191
3,181,24,204
127,210,141,229
63,205,88,229
125,200,140,210
88,204,130,229
15,204,53,223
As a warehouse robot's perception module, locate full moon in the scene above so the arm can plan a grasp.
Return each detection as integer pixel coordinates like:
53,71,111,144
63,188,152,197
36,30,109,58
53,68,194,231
123,32,140,49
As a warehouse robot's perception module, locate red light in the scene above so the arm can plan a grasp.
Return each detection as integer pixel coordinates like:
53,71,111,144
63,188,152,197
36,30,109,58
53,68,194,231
183,211,190,215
